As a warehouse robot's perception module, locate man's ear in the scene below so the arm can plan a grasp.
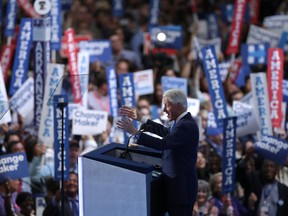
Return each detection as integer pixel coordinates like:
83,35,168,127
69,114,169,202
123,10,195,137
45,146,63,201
176,103,184,111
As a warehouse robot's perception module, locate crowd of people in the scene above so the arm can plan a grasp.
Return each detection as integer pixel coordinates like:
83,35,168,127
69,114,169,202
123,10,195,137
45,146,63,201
1,0,288,215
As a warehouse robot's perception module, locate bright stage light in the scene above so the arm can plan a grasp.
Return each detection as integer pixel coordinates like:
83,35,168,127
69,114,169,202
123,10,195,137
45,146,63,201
156,32,167,42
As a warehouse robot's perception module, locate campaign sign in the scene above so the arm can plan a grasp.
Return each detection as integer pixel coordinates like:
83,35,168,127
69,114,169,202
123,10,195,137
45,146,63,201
53,95,69,181
250,72,273,137
72,109,108,135
221,4,233,23
187,98,200,117
191,37,222,60
119,73,137,107
106,66,118,118
62,0,72,10
33,17,51,41
38,64,64,147
112,0,123,17
233,101,259,137
35,197,46,216
206,112,222,136
278,32,288,53
196,19,209,40
10,77,34,118
207,13,219,39
49,0,62,50
79,40,112,63
229,59,241,83
0,152,29,182
133,69,154,96
68,103,83,120
225,0,247,55
143,32,151,55
33,41,49,132
149,0,160,27
249,0,260,25
17,0,40,18
284,104,288,136
150,25,182,49
206,112,223,157
0,45,15,83
0,67,12,124
77,51,90,108
65,28,82,104
5,0,17,36
241,43,269,66
60,34,92,57
267,48,284,128
254,136,288,165
219,62,230,82
161,76,187,96
119,73,137,139
9,18,33,96
247,25,281,48
263,15,288,33
222,117,237,194
283,80,288,102
240,91,253,106
201,46,228,126
33,18,51,131
34,0,52,16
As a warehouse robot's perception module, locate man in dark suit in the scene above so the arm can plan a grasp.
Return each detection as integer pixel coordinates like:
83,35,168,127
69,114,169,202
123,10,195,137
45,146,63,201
117,88,199,216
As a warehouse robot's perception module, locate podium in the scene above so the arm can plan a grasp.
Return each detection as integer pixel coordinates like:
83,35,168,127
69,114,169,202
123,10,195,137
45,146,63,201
78,143,165,216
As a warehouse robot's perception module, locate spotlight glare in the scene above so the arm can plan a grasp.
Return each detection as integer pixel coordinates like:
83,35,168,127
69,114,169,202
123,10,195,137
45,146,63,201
156,32,166,42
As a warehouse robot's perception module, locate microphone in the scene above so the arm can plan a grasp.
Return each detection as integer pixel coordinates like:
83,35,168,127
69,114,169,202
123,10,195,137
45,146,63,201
119,123,152,160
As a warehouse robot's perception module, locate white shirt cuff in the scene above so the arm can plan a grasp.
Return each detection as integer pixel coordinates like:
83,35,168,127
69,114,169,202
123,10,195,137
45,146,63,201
140,116,149,123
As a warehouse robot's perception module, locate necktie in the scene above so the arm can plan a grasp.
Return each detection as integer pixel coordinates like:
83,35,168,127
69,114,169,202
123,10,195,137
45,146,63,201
71,199,79,216
170,121,175,132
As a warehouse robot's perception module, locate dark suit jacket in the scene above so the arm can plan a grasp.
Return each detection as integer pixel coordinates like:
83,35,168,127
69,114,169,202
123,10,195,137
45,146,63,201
43,196,74,216
138,112,199,206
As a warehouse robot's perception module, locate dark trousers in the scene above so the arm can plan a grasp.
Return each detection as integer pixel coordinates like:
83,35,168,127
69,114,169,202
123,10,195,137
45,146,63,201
163,174,195,216
166,204,194,216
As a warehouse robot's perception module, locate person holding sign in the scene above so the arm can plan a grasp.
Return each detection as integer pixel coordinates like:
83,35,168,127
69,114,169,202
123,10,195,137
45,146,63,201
117,88,199,216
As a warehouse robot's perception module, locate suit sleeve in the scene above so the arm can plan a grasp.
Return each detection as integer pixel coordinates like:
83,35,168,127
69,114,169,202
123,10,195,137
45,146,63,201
138,119,199,150
142,119,170,137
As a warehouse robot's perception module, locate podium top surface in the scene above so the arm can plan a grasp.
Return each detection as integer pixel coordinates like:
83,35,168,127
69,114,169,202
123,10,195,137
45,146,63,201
81,143,162,174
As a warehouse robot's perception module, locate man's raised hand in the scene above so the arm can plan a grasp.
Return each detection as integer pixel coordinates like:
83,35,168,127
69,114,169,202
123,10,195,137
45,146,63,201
119,106,143,121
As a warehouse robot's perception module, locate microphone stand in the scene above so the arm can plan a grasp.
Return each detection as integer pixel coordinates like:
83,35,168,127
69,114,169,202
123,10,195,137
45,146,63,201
120,132,135,160
120,124,151,160
57,101,68,216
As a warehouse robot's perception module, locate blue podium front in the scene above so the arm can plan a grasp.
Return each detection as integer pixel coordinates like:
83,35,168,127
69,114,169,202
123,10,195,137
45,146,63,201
78,143,164,216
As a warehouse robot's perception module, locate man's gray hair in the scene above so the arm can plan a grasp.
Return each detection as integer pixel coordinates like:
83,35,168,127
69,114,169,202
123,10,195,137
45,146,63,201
163,89,187,109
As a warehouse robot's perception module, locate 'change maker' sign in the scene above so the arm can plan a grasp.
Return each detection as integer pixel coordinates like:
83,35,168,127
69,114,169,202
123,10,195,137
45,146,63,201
150,25,182,49
0,152,29,182
79,40,112,63
72,109,108,135
255,136,288,165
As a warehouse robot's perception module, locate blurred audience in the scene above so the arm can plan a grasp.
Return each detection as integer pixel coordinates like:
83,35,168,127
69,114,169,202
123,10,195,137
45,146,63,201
193,180,218,216
1,0,288,215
